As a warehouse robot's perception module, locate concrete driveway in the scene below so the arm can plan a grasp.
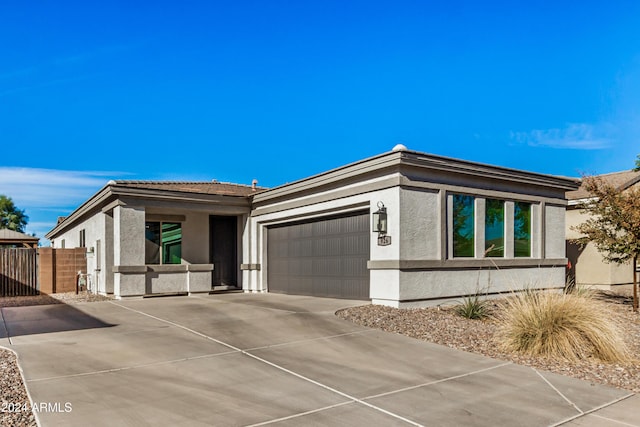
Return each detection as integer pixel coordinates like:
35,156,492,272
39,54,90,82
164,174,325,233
1,293,637,426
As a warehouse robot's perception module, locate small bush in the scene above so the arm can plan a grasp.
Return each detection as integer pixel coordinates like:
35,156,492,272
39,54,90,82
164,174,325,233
455,296,490,320
494,290,630,363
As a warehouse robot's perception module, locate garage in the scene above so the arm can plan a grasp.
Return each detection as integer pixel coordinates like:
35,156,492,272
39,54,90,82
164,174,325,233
267,211,370,300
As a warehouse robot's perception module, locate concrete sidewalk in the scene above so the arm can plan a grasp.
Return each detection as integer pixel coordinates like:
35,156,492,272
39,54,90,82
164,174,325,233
2,293,637,426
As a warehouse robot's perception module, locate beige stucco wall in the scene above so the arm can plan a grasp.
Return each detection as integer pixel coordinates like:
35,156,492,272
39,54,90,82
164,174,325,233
566,207,634,287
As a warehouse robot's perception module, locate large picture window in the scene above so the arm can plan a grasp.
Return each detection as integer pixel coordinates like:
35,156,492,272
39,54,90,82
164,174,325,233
514,202,531,257
449,195,535,259
485,199,504,257
452,194,475,257
145,222,182,264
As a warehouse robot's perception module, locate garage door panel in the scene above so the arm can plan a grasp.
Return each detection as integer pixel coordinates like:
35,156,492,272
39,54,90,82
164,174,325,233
268,211,370,300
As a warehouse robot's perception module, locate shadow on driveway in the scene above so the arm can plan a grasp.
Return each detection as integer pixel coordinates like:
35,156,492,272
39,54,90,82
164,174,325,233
1,303,115,339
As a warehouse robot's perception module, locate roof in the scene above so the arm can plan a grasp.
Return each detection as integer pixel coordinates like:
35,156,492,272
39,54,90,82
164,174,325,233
46,180,265,239
108,181,265,197
0,229,39,242
566,170,640,200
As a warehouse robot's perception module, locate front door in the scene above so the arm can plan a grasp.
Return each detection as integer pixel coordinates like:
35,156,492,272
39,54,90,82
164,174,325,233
210,215,238,287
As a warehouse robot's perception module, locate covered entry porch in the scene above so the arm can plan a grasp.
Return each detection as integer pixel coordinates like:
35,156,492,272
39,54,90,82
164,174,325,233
46,180,257,299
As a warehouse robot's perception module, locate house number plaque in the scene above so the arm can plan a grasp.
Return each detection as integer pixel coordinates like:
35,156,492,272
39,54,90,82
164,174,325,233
377,235,391,246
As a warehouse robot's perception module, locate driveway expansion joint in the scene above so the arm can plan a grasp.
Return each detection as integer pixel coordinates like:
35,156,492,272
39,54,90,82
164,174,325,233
534,368,583,414
362,361,512,400
26,350,239,383
110,301,424,426
244,401,355,427
549,393,636,427
591,413,639,427
244,329,374,352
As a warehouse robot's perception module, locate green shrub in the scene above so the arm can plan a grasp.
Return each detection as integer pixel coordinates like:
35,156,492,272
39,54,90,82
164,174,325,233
455,295,490,320
494,290,630,363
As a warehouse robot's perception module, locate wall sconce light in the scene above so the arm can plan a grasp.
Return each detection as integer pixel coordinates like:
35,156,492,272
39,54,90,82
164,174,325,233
372,201,388,235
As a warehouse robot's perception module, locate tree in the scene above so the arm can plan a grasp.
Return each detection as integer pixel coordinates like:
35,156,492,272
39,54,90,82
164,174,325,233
634,154,640,172
0,195,28,232
572,175,640,312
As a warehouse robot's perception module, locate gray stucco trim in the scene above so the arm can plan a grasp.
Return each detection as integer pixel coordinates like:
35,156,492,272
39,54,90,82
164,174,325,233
253,149,579,206
381,284,564,304
251,176,401,217
367,258,568,270
251,171,572,219
47,184,252,239
112,265,147,273
113,187,251,207
254,203,370,226
113,264,213,273
252,152,403,204
400,177,569,204
147,265,188,272
145,214,187,222
186,264,214,272
46,184,113,239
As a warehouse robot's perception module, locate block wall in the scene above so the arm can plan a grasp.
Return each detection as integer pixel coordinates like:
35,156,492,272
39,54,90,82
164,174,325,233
39,248,87,293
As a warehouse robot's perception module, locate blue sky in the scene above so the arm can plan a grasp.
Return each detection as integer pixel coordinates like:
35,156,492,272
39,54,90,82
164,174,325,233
1,1,639,240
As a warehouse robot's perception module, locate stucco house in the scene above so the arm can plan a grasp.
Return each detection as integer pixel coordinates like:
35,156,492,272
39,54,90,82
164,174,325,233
566,170,640,290
46,146,579,307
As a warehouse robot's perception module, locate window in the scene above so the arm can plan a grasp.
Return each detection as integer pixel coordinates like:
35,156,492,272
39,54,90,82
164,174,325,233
452,194,474,257
61,239,65,249
449,194,535,259
145,222,182,264
514,202,531,257
485,199,504,257
79,229,86,248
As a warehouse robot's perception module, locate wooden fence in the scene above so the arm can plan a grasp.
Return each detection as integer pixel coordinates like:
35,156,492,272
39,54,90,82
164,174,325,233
0,248,39,297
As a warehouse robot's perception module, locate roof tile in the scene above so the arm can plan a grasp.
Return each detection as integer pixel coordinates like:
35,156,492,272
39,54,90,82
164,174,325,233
566,170,640,200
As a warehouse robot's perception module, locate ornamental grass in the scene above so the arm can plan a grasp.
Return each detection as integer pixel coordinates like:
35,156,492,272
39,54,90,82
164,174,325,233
494,289,631,363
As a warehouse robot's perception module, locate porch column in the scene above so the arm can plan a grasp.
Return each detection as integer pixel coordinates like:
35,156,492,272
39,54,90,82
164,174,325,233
113,205,146,298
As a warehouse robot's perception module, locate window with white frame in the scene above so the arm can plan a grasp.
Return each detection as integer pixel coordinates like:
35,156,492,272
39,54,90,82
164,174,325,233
449,194,533,259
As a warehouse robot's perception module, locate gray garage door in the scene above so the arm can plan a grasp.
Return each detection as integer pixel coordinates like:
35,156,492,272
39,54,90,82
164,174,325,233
267,211,370,300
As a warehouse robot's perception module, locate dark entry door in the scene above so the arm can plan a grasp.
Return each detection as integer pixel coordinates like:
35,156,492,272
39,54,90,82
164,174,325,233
210,215,237,287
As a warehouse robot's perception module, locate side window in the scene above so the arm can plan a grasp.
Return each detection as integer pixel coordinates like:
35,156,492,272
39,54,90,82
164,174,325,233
514,202,532,257
452,194,475,257
161,223,182,264
79,229,86,248
485,199,504,257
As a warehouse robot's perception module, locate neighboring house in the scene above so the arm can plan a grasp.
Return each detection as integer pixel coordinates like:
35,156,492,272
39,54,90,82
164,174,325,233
0,229,39,248
46,146,578,307
566,170,640,290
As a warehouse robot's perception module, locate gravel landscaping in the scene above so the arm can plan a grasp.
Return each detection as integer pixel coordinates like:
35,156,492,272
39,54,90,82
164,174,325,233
1,292,113,427
338,290,640,393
